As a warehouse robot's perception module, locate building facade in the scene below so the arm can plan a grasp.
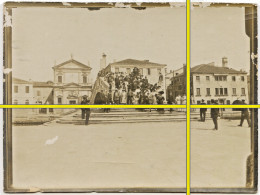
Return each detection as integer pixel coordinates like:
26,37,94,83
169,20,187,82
12,78,34,105
168,58,249,104
52,58,92,104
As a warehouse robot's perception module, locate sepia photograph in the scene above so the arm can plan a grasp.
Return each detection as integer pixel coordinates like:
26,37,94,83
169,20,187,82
3,2,258,193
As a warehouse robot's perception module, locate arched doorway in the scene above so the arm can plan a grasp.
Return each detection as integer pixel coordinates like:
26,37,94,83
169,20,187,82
94,92,106,105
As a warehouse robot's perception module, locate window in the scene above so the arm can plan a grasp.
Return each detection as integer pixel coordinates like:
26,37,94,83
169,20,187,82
14,85,18,93
157,68,161,75
206,76,210,81
196,76,200,81
232,88,236,95
227,100,231,104
13,99,18,104
196,88,200,96
224,88,228,95
83,76,87,84
220,88,223,95
223,76,227,81
25,86,30,93
241,88,246,95
197,100,201,104
58,97,62,104
25,100,29,104
215,76,219,81
147,68,151,75
58,76,62,83
127,68,131,74
37,90,41,96
241,76,245,81
215,88,219,95
206,88,210,96
207,100,211,104
219,76,223,81
232,76,236,81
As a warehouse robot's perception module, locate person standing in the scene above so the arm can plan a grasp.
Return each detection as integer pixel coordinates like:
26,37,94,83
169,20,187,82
238,100,251,127
210,99,219,130
200,99,207,122
120,89,127,104
113,89,120,104
85,98,91,125
81,95,88,119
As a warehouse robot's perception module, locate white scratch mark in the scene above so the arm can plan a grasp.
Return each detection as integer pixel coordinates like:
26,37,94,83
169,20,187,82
136,2,142,6
4,8,12,27
191,2,212,10
62,2,71,6
169,2,185,8
3,68,12,74
115,2,131,8
45,136,58,145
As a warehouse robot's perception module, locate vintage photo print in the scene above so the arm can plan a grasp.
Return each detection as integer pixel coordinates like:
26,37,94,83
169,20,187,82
3,2,258,193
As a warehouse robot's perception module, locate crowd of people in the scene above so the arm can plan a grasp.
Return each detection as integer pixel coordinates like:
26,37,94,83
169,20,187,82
95,67,165,106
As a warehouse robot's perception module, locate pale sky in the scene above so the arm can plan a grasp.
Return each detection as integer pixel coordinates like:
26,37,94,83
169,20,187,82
12,6,249,82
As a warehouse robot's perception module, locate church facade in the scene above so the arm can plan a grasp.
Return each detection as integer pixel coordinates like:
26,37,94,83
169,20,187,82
52,58,92,105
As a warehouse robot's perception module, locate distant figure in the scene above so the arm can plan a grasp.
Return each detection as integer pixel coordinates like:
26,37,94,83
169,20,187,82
113,89,120,104
120,89,127,104
210,99,219,130
81,95,88,119
200,99,207,122
85,98,91,125
238,100,251,127
81,95,91,125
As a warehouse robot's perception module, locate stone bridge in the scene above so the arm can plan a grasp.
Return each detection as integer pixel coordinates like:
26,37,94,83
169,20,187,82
90,76,110,104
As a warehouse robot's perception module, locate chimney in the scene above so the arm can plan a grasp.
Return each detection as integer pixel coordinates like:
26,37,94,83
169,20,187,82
183,63,187,74
208,62,215,66
100,53,106,70
222,57,228,67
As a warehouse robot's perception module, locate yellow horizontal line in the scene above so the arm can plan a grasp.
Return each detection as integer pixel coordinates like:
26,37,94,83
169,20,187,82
0,105,187,108
0,105,259,108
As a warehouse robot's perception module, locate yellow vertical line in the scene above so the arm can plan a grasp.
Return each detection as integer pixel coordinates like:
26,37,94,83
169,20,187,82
186,0,191,194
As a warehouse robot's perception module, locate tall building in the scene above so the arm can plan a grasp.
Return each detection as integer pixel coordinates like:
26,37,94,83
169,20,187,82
52,58,92,104
168,58,249,104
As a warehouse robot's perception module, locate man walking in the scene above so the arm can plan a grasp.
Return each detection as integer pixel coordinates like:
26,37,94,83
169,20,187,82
210,99,219,130
238,100,251,127
200,99,207,122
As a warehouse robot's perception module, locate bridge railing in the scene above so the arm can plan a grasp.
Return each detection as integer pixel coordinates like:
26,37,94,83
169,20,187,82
90,76,110,104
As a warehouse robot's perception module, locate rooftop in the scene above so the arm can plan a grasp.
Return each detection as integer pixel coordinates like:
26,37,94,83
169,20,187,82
173,63,247,78
108,59,166,67
13,77,32,84
33,81,54,87
191,64,247,74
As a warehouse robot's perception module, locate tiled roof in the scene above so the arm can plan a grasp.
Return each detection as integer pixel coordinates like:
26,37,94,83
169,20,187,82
53,59,92,70
109,59,166,67
191,64,247,74
13,77,32,84
33,81,54,87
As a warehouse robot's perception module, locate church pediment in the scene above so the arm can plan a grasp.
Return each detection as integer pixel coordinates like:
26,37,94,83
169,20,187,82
53,59,92,70
64,82,82,87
